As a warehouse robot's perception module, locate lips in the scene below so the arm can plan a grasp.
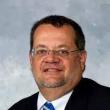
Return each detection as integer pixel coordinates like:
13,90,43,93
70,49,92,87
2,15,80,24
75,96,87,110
41,64,64,73
43,68,62,72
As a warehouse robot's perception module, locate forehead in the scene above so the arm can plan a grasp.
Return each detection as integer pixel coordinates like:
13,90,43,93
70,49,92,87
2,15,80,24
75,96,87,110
33,24,77,48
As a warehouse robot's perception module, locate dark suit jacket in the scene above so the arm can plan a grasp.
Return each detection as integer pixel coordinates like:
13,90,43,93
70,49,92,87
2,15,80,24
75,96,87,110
8,78,110,110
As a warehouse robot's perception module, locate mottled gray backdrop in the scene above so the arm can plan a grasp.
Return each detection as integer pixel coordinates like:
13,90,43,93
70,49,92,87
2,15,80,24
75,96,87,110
0,0,110,109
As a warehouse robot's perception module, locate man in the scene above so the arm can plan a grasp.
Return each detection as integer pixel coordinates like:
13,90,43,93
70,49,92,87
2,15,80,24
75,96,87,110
9,15,110,110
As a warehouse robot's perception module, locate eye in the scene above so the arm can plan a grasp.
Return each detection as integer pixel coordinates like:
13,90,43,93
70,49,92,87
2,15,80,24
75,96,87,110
36,49,47,55
57,50,69,56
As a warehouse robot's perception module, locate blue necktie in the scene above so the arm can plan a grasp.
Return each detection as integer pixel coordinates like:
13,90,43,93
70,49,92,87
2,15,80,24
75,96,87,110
42,102,55,110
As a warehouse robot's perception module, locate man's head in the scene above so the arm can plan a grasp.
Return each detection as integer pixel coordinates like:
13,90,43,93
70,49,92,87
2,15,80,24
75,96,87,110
29,15,87,96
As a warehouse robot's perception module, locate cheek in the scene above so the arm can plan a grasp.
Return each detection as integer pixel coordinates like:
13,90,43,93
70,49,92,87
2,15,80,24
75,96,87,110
31,58,41,73
64,56,81,76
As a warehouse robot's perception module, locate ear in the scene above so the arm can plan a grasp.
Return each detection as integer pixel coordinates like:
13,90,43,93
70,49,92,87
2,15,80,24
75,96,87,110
80,50,87,71
29,53,33,65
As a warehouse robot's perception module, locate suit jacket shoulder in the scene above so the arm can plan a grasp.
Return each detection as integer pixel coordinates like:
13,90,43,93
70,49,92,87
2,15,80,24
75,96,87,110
8,93,38,110
65,78,110,110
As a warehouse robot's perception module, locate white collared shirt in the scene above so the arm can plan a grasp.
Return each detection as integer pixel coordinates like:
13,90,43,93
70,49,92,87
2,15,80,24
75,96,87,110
37,91,73,110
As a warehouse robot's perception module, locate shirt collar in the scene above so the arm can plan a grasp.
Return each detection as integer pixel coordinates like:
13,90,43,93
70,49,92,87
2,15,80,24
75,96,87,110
37,90,73,110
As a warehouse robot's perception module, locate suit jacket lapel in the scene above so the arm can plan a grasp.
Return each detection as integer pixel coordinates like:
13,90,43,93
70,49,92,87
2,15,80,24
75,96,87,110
28,93,39,110
65,78,88,110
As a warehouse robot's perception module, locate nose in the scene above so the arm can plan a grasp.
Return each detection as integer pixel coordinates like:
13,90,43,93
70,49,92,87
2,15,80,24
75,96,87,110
44,52,60,64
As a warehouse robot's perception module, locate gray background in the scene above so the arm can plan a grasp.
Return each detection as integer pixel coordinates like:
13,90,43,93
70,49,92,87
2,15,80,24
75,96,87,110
0,0,110,109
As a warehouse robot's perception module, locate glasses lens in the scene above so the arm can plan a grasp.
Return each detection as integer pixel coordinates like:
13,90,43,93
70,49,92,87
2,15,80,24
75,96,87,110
56,50,69,56
36,49,48,56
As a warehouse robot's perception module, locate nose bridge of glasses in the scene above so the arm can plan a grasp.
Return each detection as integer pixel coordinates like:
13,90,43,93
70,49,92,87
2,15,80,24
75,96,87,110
47,50,57,56
44,50,61,63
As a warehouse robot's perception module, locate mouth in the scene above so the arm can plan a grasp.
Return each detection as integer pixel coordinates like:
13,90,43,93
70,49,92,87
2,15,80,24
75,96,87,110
41,63,64,75
43,68,63,72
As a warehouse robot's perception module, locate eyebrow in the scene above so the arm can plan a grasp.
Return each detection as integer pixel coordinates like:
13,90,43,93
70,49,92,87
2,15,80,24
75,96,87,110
34,44,71,49
35,44,47,48
56,44,70,48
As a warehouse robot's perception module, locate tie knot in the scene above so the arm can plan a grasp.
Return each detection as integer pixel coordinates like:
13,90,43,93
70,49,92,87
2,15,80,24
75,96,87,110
43,102,55,110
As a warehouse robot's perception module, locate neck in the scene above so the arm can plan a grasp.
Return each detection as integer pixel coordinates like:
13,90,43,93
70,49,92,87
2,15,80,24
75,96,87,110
39,84,74,101
38,77,82,101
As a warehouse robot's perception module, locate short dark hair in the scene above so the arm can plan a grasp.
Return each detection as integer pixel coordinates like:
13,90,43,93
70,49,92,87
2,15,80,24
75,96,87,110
30,15,85,52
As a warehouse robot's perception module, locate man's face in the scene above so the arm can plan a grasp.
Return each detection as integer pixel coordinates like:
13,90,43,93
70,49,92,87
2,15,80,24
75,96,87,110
30,24,86,91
